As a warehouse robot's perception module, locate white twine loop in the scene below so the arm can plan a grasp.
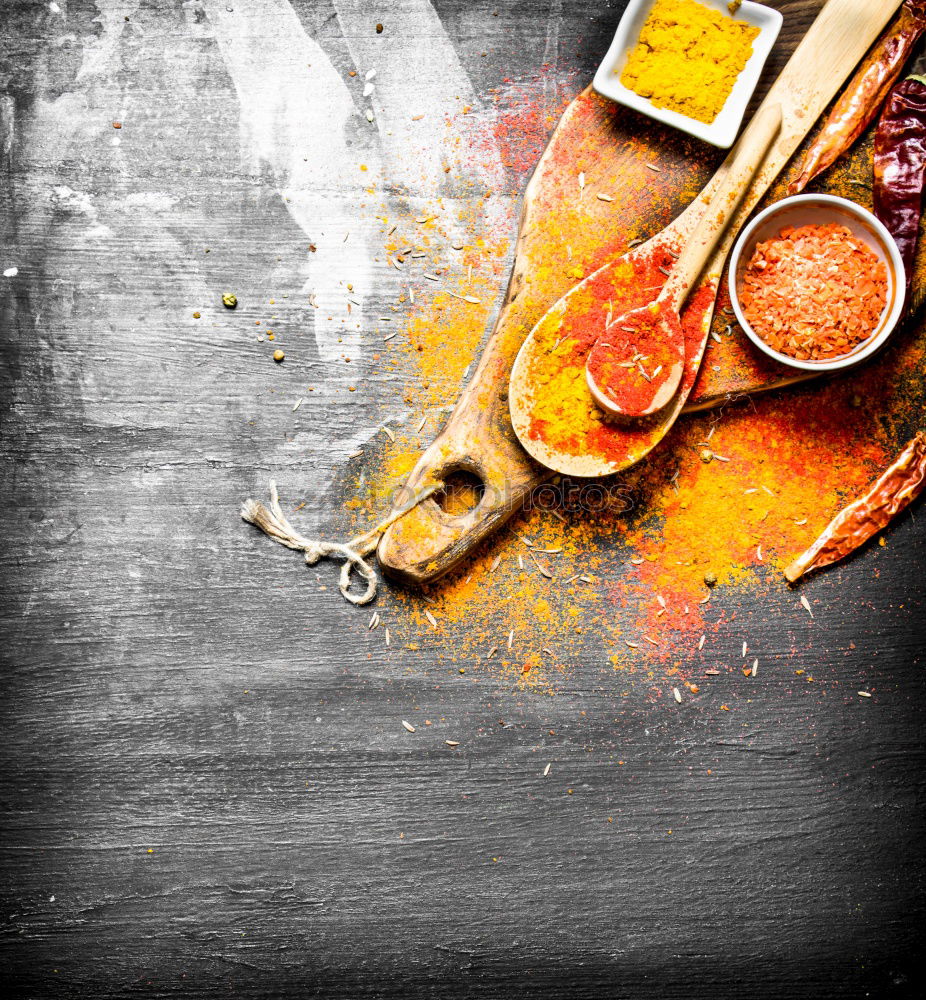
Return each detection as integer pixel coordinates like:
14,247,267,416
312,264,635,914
241,480,438,606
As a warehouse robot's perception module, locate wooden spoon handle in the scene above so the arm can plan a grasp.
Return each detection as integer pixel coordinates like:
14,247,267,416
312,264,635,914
666,103,782,309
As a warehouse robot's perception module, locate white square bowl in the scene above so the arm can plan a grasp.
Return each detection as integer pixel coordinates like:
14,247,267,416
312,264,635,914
592,0,783,149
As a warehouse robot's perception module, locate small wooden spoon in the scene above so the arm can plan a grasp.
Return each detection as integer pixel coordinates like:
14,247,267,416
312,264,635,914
585,104,783,419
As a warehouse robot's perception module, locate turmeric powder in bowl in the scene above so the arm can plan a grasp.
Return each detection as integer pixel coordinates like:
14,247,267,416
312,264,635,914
619,0,760,125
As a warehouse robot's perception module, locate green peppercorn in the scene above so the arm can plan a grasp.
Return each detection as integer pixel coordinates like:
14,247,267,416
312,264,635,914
700,448,713,464
222,293,238,309
273,349,285,363
704,571,717,587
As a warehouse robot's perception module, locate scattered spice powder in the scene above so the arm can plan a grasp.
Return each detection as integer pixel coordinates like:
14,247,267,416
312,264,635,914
619,0,760,125
739,223,888,361
277,76,926,697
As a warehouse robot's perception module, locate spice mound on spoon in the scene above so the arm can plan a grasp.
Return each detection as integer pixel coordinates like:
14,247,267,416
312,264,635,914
584,103,782,420
584,300,684,417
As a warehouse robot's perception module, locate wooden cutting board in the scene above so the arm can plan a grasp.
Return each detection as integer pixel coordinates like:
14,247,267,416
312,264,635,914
378,2,923,585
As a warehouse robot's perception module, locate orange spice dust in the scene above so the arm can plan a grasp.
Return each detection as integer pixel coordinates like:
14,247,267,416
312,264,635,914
739,223,888,361
310,83,926,699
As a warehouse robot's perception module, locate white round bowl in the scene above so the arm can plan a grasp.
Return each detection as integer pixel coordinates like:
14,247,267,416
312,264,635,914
727,194,905,372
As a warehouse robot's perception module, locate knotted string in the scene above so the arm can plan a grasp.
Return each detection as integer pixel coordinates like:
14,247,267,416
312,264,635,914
241,480,438,605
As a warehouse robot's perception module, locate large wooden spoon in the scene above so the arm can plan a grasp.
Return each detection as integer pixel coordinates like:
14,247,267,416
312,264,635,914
584,104,782,419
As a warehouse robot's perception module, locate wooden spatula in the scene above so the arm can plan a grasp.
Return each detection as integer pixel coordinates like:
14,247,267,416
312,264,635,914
378,0,905,584
585,104,782,419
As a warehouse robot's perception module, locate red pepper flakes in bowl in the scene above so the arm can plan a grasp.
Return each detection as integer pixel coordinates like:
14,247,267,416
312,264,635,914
739,222,888,361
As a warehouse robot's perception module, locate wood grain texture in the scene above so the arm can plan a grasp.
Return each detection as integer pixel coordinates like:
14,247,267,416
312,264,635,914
1,2,925,998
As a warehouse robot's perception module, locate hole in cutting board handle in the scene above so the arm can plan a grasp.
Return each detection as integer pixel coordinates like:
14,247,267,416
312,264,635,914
431,468,486,517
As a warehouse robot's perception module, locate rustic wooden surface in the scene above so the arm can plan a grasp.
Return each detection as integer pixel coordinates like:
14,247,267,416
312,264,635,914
1,1,925,998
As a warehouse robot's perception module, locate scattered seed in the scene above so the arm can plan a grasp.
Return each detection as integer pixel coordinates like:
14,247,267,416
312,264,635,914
292,398,304,411
858,690,872,698
528,550,554,579
579,575,594,584
794,517,808,525
401,720,415,733
543,763,551,776
596,193,613,202
645,163,661,172
383,331,398,341
490,555,502,572
381,425,395,442
800,594,814,618
752,659,758,677
643,636,659,647
757,544,763,561
445,740,460,746
424,609,437,629
578,171,586,190
625,641,639,649
487,645,498,657
699,591,711,604
705,669,720,675
656,595,666,608
423,273,440,282
630,556,644,566
507,629,514,651
673,687,682,704
368,612,379,630
385,628,391,646
713,454,730,463
742,642,748,657
698,635,706,650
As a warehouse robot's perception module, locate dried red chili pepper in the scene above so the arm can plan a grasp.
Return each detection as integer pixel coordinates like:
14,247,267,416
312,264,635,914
784,430,926,582
788,1,926,195
873,75,926,295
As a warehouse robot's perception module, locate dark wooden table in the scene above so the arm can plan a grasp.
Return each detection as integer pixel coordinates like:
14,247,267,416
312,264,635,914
2,2,924,997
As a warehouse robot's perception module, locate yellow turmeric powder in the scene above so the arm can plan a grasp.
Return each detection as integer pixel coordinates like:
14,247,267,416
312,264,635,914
619,0,760,124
